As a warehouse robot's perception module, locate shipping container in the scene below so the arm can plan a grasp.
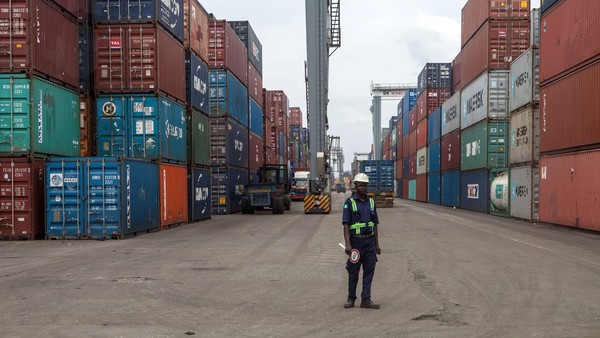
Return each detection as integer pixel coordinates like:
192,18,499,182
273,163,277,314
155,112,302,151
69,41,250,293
264,118,276,153
265,147,277,165
489,169,510,217
461,120,509,170
0,0,79,89
539,60,600,153
409,130,417,156
188,110,210,166
247,62,264,107
209,20,248,86
402,110,410,136
210,117,249,168
510,165,539,222
400,88,419,117
209,69,249,127
416,119,427,150
441,170,460,207
92,0,184,42
228,21,263,75
417,88,451,122
540,0,560,14
461,71,510,129
53,0,83,20
458,20,530,92
510,47,540,112
409,154,417,179
46,157,160,239
359,160,394,193
427,172,441,205
402,157,409,178
79,23,93,93
184,0,209,62
416,147,427,175
79,93,94,157
249,97,264,137
0,158,45,240
441,129,461,171
510,107,539,165
188,166,211,222
264,90,290,137
428,139,441,173
540,149,600,232
402,178,409,199
186,52,209,114
409,106,418,133
395,158,403,179
452,56,463,93
95,94,187,162
416,174,427,202
408,179,416,200
460,169,489,213
417,63,451,95
211,165,248,215
0,74,80,157
540,0,600,84
441,91,461,136
94,24,186,103
461,0,531,47
396,179,403,199
530,8,540,47
159,163,187,228
290,107,303,127
249,131,265,170
428,107,442,143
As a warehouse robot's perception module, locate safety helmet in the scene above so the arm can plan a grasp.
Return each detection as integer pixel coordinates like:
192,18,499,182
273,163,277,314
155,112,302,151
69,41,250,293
353,173,369,184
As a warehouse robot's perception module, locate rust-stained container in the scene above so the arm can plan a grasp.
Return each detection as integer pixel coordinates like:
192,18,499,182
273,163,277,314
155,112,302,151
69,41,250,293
160,163,188,228
459,20,530,91
539,149,600,232
417,88,451,122
540,0,600,84
395,158,403,179
184,0,209,63
79,93,94,157
441,129,461,171
94,23,186,103
416,174,427,202
290,107,303,127
248,62,264,107
0,0,79,90
510,106,540,165
540,60,600,154
0,158,45,240
208,20,248,86
249,131,265,170
408,130,417,156
461,0,531,47
416,119,428,149
409,153,417,179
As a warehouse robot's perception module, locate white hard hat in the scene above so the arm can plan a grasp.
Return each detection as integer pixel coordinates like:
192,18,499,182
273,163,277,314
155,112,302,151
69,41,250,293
353,173,369,184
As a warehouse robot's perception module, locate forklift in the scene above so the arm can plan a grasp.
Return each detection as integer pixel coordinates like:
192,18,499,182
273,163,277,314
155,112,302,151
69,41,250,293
241,164,291,214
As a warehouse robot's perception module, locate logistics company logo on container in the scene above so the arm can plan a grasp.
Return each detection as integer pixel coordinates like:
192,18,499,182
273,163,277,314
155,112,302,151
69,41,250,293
126,165,131,229
252,42,260,62
465,141,481,157
37,90,43,143
467,184,479,199
161,0,181,29
110,37,121,49
102,102,117,116
50,174,63,187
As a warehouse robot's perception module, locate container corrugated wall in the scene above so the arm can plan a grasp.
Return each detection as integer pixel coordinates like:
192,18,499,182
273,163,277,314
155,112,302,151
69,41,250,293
509,47,540,112
186,52,209,114
209,69,249,127
510,165,539,222
188,166,211,222
428,108,442,143
427,172,441,205
183,0,209,62
460,71,509,130
428,139,441,173
416,174,427,202
189,111,210,166
510,107,539,165
441,91,461,136
441,129,461,171
209,117,249,168
211,166,248,214
441,170,460,207
228,21,263,76
208,20,248,86
160,163,188,228
461,120,509,170
460,169,489,213
249,131,265,170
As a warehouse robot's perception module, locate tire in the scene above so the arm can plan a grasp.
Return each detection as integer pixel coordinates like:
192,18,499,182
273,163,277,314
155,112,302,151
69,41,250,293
241,197,254,214
284,195,291,210
275,197,285,214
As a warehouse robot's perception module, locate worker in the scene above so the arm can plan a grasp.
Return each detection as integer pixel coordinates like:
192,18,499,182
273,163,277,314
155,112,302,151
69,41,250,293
342,173,381,309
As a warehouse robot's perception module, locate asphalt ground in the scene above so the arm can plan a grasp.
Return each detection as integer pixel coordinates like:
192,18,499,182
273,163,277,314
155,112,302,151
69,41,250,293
1,192,600,337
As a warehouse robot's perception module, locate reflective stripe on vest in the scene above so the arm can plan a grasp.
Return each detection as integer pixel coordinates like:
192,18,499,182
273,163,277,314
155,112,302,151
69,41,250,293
349,198,375,235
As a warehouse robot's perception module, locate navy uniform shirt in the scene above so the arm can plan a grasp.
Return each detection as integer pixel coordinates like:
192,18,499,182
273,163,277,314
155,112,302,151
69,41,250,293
342,192,379,236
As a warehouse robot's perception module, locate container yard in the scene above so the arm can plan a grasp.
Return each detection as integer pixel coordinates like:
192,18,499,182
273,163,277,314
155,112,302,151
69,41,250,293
1,0,600,336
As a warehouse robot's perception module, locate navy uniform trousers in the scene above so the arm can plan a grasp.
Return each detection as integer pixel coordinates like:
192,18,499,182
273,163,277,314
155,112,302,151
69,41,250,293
346,236,378,300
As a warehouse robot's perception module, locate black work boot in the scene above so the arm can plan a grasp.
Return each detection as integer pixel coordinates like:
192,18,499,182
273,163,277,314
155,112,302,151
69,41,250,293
344,297,355,308
360,299,380,309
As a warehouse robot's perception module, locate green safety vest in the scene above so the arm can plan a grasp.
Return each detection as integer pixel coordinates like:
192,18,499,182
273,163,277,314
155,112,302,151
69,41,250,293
349,197,375,235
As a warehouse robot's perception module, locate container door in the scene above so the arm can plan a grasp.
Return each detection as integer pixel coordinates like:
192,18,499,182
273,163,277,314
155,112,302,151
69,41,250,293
441,170,460,207
0,75,30,154
188,167,211,222
160,97,186,163
85,158,122,239
427,172,441,205
125,159,160,234
46,158,84,239
96,95,129,157
129,94,159,160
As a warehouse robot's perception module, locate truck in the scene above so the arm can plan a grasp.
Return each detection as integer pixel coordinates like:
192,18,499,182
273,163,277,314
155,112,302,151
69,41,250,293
241,164,292,214
291,170,310,201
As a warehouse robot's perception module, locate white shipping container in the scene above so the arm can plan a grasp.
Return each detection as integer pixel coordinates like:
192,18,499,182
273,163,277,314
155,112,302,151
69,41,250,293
416,146,427,175
510,165,539,223
510,47,540,112
530,9,540,47
461,71,509,130
510,107,540,165
441,91,461,136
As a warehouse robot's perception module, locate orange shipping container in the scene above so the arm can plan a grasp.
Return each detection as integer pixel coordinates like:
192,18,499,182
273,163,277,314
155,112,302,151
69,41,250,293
160,163,188,228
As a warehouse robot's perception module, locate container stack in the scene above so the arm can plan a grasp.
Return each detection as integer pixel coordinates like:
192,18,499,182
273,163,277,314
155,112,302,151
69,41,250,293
289,107,308,170
538,0,600,231
426,107,442,205
439,92,461,208
398,88,418,200
264,90,290,167
0,0,81,239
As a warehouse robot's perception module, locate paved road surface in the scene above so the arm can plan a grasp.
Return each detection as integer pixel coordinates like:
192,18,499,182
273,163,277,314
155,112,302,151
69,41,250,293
2,193,600,337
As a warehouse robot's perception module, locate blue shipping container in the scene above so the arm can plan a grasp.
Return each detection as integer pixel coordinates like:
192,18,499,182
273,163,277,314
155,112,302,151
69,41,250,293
46,157,160,239
359,160,394,193
188,166,211,222
249,97,264,137
209,117,249,168
402,157,409,178
428,139,441,173
209,69,249,127
402,111,410,136
428,107,442,143
95,94,187,163
92,0,184,42
541,0,560,13
401,88,418,116
427,172,441,205
211,166,248,215
186,52,209,114
460,169,489,213
441,170,460,207
417,63,451,95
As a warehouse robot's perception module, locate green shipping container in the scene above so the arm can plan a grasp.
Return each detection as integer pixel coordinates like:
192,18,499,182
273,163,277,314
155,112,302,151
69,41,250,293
461,120,509,171
189,110,210,166
0,74,79,156
408,179,417,200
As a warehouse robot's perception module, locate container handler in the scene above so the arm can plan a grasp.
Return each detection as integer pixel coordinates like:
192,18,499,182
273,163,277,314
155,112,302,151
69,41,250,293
241,164,291,214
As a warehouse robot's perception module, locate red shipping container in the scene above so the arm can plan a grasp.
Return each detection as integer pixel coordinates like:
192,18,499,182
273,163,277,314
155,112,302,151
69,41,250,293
417,88,451,122
540,60,600,153
416,119,428,149
416,174,427,202
0,0,79,89
402,134,409,160
184,0,209,63
441,129,461,170
540,0,600,84
290,107,303,127
459,20,530,89
539,149,600,232
79,93,94,157
0,158,45,240
402,178,409,199
94,24,186,103
53,0,82,20
396,134,403,159
409,154,417,179
265,147,277,164
409,130,417,156
248,131,265,170
409,106,418,133
452,55,463,92
209,20,248,86
160,163,188,228
461,0,531,47
264,117,275,151
395,158,403,179
248,62,264,107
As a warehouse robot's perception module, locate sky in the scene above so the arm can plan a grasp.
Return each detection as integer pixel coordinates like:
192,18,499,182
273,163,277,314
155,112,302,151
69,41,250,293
201,0,541,173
